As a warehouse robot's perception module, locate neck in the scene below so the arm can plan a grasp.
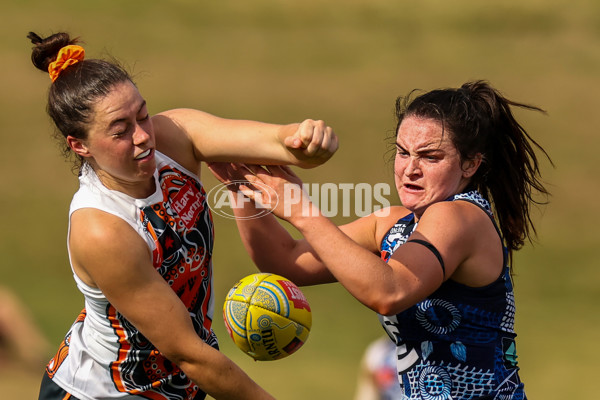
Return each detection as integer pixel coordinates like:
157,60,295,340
89,165,156,199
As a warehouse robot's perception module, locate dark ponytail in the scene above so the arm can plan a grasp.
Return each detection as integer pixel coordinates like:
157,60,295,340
27,31,133,167
395,80,552,264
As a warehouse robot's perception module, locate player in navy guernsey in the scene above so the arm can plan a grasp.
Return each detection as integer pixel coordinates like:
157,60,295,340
212,81,551,399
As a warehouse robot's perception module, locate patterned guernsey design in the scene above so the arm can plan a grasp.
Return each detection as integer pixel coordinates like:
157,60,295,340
379,191,526,400
46,152,216,400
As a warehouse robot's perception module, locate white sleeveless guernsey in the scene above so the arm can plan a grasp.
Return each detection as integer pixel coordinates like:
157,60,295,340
46,151,217,400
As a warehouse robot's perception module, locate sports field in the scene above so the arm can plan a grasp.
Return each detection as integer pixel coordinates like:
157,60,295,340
1,0,599,398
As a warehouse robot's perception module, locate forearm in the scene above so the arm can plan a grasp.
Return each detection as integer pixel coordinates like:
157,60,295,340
231,195,335,285
178,341,274,400
155,109,336,168
290,213,400,313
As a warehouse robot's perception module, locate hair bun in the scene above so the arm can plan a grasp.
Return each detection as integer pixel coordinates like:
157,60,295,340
27,32,78,73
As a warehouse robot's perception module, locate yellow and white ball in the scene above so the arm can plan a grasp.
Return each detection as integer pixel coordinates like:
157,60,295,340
223,273,312,361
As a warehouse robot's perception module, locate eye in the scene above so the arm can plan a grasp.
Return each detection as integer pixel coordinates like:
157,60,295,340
112,123,132,137
395,145,408,157
422,153,442,162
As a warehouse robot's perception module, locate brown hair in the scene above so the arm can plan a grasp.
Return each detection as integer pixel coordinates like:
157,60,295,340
395,80,552,263
28,31,133,167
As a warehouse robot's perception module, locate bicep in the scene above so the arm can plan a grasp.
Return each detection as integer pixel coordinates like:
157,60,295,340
382,202,486,306
368,204,482,313
302,213,384,280
264,213,381,286
383,241,448,310
339,213,382,254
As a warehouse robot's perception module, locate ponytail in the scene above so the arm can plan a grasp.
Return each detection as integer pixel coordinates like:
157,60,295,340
395,80,552,264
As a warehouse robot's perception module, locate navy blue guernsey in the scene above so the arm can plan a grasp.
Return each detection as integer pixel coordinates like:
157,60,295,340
378,191,526,400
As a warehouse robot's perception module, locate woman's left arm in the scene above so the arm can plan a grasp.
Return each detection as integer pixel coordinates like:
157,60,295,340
152,108,338,173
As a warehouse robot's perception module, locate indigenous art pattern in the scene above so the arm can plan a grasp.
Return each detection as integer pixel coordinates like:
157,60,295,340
109,165,216,399
379,191,526,400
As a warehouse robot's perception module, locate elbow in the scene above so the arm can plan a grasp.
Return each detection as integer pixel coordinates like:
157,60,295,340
155,337,202,370
159,340,211,383
160,347,188,369
366,293,411,316
370,302,400,317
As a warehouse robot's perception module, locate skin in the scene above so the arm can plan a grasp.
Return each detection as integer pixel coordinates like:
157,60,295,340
209,115,504,316
64,80,338,399
395,116,477,219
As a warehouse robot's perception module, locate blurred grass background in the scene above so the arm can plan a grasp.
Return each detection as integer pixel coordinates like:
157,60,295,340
1,0,599,398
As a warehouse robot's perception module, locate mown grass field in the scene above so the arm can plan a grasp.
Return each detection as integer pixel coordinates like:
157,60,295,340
1,0,599,398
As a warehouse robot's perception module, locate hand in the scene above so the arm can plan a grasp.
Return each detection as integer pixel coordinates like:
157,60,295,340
283,119,338,167
207,162,246,187
235,164,320,222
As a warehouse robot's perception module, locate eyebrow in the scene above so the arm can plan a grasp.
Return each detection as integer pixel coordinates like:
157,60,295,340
107,100,147,129
395,142,445,154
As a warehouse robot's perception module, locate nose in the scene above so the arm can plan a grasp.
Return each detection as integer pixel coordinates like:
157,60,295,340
404,156,421,177
132,124,151,146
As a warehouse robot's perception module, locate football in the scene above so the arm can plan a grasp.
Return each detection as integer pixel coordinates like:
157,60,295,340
223,273,312,361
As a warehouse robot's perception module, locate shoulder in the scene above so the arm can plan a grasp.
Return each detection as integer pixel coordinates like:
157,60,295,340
416,200,503,285
70,208,153,289
419,200,490,229
416,200,496,250
70,209,148,267
339,206,409,254
152,110,201,173
70,208,149,260
414,200,498,262
374,206,412,246
375,205,412,228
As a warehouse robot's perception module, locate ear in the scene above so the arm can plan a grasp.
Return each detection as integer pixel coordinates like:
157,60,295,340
66,136,92,158
461,153,482,178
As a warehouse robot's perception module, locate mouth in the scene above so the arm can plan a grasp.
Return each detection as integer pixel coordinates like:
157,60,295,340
135,149,153,160
403,183,423,192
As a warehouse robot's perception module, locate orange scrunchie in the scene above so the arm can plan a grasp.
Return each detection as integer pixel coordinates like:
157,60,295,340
48,45,85,82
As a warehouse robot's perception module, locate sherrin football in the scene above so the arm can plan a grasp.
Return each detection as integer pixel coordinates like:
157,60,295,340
223,273,312,361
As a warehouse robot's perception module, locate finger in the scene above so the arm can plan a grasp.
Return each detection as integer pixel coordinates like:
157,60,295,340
294,119,323,150
283,135,303,149
310,127,338,158
329,131,339,153
305,126,324,156
239,164,277,192
272,164,300,180
311,127,332,158
239,163,259,177
207,162,234,183
280,165,295,175
237,184,263,206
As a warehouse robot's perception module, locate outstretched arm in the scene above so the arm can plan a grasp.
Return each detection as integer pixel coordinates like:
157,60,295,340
152,109,338,174
227,165,492,316
208,162,381,286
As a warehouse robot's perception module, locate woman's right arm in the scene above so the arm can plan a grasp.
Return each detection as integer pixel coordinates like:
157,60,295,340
208,162,384,286
69,209,274,400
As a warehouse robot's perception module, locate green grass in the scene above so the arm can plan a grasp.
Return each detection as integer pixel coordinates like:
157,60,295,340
2,0,599,398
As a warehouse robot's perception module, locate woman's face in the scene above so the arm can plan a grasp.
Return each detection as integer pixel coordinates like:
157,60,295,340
394,115,479,218
71,81,156,197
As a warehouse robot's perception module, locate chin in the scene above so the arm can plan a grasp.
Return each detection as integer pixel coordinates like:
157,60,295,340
399,191,418,208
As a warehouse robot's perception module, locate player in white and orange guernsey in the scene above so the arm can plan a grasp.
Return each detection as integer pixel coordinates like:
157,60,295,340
28,31,337,400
